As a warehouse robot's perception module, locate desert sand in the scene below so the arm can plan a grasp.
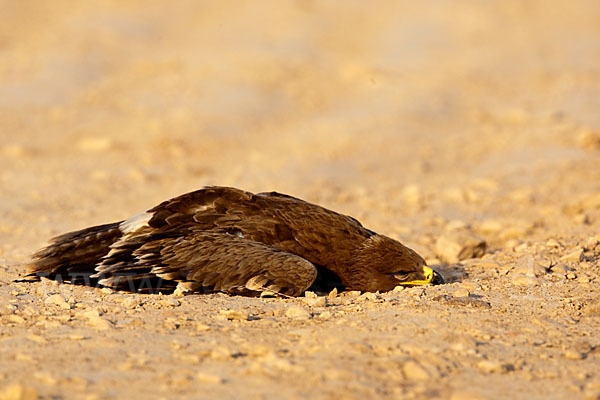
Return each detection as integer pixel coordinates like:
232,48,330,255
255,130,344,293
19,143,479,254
1,1,599,399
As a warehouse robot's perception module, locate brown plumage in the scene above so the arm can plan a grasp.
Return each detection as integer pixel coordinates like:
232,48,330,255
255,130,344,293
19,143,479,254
29,186,443,296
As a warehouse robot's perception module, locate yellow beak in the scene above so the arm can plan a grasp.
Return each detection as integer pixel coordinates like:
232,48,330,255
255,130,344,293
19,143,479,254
397,266,435,286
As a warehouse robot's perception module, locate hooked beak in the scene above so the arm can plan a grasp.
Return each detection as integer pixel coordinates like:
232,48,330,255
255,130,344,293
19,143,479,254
397,266,445,286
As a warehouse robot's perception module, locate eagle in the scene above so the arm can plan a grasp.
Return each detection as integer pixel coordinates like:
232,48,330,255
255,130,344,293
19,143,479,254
28,186,443,296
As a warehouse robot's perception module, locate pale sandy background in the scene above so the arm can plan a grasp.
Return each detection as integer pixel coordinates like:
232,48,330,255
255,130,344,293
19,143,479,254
1,1,600,399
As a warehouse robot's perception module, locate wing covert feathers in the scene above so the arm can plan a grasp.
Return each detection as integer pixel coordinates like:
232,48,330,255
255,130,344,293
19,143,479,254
94,232,317,296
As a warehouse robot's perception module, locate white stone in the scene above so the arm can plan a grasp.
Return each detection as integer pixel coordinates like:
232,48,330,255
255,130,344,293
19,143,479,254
302,297,327,307
511,274,537,287
453,288,470,298
403,360,432,380
220,310,248,321
560,248,583,262
44,294,70,309
285,306,311,320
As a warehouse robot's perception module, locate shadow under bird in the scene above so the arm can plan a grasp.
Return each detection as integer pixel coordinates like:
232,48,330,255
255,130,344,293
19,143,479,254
28,186,444,296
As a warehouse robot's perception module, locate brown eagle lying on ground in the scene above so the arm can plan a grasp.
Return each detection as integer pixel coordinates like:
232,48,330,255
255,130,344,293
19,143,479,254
28,186,443,296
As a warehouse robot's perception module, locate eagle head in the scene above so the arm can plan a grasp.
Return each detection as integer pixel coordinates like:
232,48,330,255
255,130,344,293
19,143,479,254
347,234,444,292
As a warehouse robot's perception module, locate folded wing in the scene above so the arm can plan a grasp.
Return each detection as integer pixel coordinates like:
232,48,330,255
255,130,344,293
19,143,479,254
95,232,317,296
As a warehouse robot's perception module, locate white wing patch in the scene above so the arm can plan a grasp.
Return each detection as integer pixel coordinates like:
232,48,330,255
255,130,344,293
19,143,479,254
119,211,153,234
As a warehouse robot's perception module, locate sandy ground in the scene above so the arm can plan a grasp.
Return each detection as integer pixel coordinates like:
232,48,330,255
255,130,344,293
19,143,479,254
1,1,600,399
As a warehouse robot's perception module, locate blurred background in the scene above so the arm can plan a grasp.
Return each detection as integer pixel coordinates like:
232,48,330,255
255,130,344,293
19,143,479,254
1,0,599,260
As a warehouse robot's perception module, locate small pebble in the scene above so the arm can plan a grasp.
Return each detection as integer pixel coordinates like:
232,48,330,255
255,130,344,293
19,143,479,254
220,310,248,321
453,288,470,298
477,360,513,374
121,298,140,309
159,298,181,308
78,309,112,330
446,220,468,230
403,360,432,380
208,346,231,360
359,292,379,301
174,282,196,296
511,274,537,287
302,297,328,307
285,306,311,320
550,263,570,275
44,294,70,309
195,323,211,332
163,318,179,330
513,261,547,277
546,239,562,248
514,243,529,253
560,249,583,262
564,350,585,360
317,311,332,319
196,372,224,384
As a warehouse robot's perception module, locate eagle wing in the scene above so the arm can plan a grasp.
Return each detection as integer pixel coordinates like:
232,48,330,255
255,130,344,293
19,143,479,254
94,231,317,296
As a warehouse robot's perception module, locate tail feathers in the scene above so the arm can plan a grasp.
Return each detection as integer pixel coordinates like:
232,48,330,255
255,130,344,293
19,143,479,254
29,222,123,278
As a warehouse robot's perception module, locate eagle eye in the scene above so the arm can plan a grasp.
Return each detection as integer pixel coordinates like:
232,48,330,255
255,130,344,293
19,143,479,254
391,271,411,280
